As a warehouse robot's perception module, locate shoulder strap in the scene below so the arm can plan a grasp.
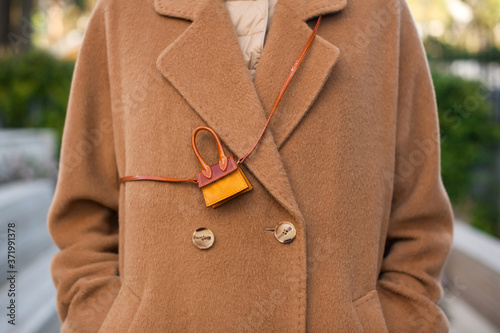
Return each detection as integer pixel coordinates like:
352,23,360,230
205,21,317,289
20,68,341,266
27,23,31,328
237,15,322,165
120,175,198,184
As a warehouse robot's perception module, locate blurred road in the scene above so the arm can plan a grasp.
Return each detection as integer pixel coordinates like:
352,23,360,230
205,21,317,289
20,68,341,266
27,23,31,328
0,179,61,333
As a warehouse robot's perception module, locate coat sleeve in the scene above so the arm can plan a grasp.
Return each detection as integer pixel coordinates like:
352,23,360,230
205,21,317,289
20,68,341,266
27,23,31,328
47,1,121,332
376,1,454,331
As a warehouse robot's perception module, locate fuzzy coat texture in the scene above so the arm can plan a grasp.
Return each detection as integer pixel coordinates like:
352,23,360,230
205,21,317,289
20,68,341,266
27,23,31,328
47,0,455,332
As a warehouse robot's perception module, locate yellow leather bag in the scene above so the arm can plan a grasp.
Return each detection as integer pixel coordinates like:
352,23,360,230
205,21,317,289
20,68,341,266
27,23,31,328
191,126,253,208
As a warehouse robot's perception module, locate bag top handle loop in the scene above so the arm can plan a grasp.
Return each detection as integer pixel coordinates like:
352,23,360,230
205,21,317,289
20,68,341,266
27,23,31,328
191,126,228,179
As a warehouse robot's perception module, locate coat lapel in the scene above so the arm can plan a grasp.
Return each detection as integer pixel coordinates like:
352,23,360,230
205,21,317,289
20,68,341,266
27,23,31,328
154,0,345,222
253,0,343,148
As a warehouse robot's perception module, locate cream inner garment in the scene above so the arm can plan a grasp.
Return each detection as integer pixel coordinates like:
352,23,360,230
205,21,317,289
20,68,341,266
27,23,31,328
225,0,278,80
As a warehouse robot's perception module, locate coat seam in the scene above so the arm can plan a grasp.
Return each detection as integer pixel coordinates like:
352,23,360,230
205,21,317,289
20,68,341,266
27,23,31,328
123,282,142,303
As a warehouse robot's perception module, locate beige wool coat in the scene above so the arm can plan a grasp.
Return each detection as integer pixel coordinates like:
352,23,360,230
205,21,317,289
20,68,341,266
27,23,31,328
47,0,455,332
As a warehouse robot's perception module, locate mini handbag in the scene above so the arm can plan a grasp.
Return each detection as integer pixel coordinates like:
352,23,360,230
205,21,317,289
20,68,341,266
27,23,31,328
192,126,253,207
119,15,323,208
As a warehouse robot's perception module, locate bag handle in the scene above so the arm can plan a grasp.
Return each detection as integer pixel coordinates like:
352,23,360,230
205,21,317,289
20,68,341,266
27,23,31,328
191,126,229,179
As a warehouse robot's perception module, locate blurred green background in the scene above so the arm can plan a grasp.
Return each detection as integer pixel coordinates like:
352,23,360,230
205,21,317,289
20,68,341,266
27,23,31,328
0,0,499,238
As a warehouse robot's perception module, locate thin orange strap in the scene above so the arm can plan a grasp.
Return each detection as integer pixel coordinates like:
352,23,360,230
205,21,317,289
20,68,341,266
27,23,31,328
237,15,322,165
120,15,322,184
120,175,198,184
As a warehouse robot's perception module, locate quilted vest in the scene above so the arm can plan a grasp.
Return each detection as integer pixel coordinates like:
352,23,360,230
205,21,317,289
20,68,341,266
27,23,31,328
225,0,279,79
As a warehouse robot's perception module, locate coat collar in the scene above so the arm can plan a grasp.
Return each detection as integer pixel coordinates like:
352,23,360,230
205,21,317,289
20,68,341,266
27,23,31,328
154,0,346,21
154,0,344,223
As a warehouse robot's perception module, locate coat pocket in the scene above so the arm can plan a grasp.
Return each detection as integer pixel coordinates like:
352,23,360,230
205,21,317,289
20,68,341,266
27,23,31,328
352,289,389,333
98,282,142,333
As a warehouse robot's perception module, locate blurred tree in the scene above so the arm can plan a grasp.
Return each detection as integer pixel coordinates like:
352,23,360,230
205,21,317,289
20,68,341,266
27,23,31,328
425,36,500,62
408,0,500,53
0,48,74,151
0,0,10,47
461,0,500,50
1,0,94,55
433,71,500,236
1,0,34,53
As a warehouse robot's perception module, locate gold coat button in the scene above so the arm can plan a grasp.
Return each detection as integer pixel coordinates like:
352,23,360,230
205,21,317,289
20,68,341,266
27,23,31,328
192,227,215,249
274,221,296,243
